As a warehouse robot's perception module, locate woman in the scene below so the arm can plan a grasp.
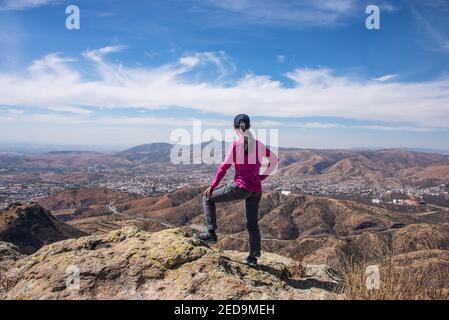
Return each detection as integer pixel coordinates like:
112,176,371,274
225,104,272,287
195,114,279,267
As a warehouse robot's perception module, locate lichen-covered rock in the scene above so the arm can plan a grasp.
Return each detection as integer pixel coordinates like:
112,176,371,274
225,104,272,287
2,227,342,300
0,242,24,262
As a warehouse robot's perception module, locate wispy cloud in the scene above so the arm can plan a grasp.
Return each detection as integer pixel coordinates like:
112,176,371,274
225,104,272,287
410,1,449,52
379,3,400,13
289,122,446,133
197,0,359,27
178,51,236,79
195,0,400,28
0,107,282,129
1,47,449,130
0,0,56,11
0,113,221,127
373,74,398,82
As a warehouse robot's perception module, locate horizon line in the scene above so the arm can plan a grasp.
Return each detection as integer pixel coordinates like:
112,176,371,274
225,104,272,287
1,141,449,155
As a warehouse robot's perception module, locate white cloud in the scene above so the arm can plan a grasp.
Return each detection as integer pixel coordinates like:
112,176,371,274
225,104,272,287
411,4,449,52
0,110,283,130
179,51,236,79
289,122,446,132
0,0,54,11
1,47,449,130
379,3,400,13
179,56,201,68
82,46,127,63
285,68,345,86
8,109,434,133
200,0,359,27
290,122,344,129
373,74,398,82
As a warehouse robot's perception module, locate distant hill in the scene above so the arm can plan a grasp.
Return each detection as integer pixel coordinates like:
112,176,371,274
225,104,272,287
4,143,449,187
349,147,449,155
117,140,225,165
276,148,449,186
121,142,173,154
118,142,173,163
398,147,449,156
45,151,105,155
115,144,449,186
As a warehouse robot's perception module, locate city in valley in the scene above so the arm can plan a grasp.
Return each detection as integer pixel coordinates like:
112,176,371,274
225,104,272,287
1,143,448,214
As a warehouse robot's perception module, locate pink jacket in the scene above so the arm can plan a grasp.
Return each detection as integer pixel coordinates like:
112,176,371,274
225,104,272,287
210,138,279,193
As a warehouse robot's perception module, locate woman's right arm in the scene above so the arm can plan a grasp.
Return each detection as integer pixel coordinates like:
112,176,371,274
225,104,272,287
210,142,235,190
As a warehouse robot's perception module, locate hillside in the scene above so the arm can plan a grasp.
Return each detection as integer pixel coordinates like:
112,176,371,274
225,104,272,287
36,187,449,274
0,203,87,254
2,188,449,299
118,142,173,163
0,228,341,300
277,148,449,186
5,146,449,189
38,187,140,220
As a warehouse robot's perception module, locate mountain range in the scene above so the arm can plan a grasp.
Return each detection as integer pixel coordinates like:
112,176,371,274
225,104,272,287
3,142,449,188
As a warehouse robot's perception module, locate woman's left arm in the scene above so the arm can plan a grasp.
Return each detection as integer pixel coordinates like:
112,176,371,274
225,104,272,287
260,144,279,181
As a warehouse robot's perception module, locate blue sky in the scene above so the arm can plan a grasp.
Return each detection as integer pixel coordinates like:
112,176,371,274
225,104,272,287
0,0,449,150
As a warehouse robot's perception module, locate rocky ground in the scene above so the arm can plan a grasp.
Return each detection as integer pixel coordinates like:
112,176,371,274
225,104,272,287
0,227,342,300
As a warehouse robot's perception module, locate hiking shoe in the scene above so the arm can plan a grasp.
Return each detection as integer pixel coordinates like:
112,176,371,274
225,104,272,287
246,255,258,267
195,231,217,244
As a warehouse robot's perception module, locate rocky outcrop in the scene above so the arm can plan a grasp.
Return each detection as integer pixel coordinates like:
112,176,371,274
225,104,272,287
2,227,342,300
0,204,87,254
0,242,24,262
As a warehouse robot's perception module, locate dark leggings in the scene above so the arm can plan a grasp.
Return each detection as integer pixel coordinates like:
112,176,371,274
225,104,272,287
203,182,262,257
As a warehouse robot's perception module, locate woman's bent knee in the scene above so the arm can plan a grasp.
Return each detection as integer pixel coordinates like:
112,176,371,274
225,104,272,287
203,195,213,203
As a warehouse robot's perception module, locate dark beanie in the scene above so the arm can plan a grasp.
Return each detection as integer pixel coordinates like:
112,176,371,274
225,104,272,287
233,114,250,129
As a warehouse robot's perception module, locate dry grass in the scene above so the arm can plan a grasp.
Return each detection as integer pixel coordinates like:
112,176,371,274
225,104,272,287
337,256,448,300
288,260,307,279
0,265,16,293
336,239,449,300
0,266,8,292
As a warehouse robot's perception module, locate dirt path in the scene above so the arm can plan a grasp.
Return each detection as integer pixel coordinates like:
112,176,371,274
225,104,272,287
106,203,176,228
417,205,449,216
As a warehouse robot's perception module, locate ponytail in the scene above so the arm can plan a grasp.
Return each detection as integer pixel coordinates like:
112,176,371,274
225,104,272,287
233,114,253,157
238,120,254,156
239,121,249,155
